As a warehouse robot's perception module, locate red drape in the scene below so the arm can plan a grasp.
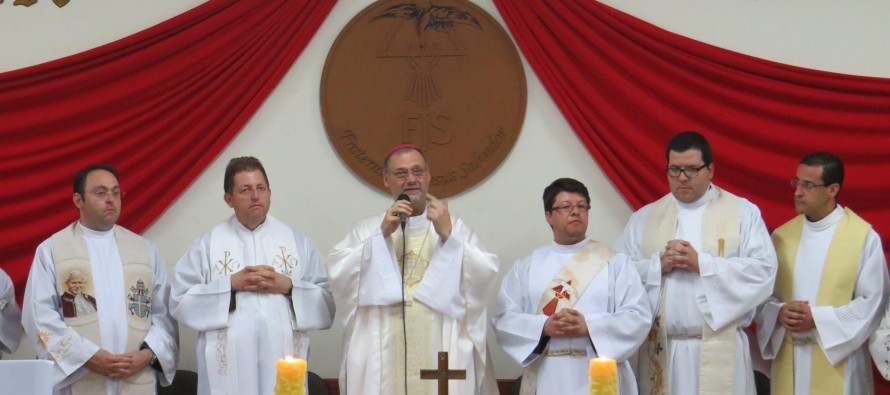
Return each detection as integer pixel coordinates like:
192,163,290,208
494,0,890,391
493,0,890,251
0,0,336,297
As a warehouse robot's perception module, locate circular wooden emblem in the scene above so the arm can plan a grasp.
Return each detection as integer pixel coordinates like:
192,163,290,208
321,0,526,197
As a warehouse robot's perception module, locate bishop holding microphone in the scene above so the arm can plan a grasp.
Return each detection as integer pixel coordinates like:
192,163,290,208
326,143,500,395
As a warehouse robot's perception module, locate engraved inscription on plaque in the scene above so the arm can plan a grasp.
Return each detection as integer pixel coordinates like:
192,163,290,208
321,0,526,197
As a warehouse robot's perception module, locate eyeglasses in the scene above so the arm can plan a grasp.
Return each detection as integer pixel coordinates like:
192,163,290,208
667,164,709,178
390,167,426,180
550,203,590,214
89,190,125,199
790,178,826,191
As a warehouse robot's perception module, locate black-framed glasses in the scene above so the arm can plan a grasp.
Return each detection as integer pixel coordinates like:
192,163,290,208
550,203,590,214
666,164,709,178
790,178,827,191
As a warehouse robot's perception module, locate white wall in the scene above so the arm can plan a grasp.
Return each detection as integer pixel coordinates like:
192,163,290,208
5,0,889,380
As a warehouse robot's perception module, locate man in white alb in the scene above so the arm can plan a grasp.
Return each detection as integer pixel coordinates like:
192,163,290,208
615,131,777,395
326,144,499,395
757,152,888,394
0,267,22,359
22,164,178,395
493,178,651,394
171,156,334,395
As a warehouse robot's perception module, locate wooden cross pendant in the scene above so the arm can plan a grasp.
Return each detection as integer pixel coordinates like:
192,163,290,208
419,351,467,395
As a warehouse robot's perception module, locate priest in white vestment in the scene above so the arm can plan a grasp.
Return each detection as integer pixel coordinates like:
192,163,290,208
493,178,651,394
22,164,178,395
170,157,334,395
326,144,499,395
756,152,888,395
614,131,777,395
0,268,23,358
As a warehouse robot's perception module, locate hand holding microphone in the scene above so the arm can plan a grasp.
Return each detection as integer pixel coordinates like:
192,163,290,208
380,194,413,238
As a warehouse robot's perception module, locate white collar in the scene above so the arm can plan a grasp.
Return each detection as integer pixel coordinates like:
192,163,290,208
805,205,843,232
675,184,717,210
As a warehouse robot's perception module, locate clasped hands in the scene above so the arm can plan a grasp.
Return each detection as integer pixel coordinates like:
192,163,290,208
85,348,152,379
231,265,292,294
543,308,588,338
779,300,815,332
661,239,700,274
381,193,452,241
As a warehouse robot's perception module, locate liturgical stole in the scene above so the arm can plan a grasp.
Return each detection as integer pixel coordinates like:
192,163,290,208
519,240,616,395
638,189,741,395
771,208,869,395
50,222,155,395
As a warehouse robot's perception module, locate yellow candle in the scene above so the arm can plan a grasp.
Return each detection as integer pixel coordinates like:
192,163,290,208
274,356,307,395
589,357,617,395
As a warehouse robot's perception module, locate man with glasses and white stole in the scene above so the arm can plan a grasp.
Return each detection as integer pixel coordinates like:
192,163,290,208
615,131,777,395
492,178,651,394
170,156,334,395
756,152,888,394
326,144,499,395
22,164,178,395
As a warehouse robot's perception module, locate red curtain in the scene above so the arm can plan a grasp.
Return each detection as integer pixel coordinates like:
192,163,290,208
493,0,890,252
494,0,890,390
0,0,336,296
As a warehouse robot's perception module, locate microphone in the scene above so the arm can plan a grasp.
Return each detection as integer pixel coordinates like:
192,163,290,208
397,193,410,230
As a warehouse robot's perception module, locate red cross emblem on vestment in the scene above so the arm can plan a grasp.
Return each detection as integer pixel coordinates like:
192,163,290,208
542,280,572,316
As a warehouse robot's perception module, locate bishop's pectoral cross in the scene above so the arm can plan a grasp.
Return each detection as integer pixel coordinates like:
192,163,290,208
420,351,466,395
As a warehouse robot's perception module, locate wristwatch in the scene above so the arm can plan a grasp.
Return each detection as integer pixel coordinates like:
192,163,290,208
140,342,160,371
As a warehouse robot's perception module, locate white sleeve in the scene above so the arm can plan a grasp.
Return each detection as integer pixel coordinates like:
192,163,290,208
812,230,888,364
614,206,663,312
169,233,233,332
696,201,777,330
0,269,22,356
586,256,653,362
870,301,890,381
491,257,548,366
289,232,335,331
21,240,100,387
142,243,178,385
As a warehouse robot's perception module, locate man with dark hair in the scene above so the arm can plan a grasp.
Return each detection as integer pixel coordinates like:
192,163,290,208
493,178,651,394
615,131,777,395
757,152,887,394
170,156,334,395
0,268,22,359
22,163,178,395
326,144,499,395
